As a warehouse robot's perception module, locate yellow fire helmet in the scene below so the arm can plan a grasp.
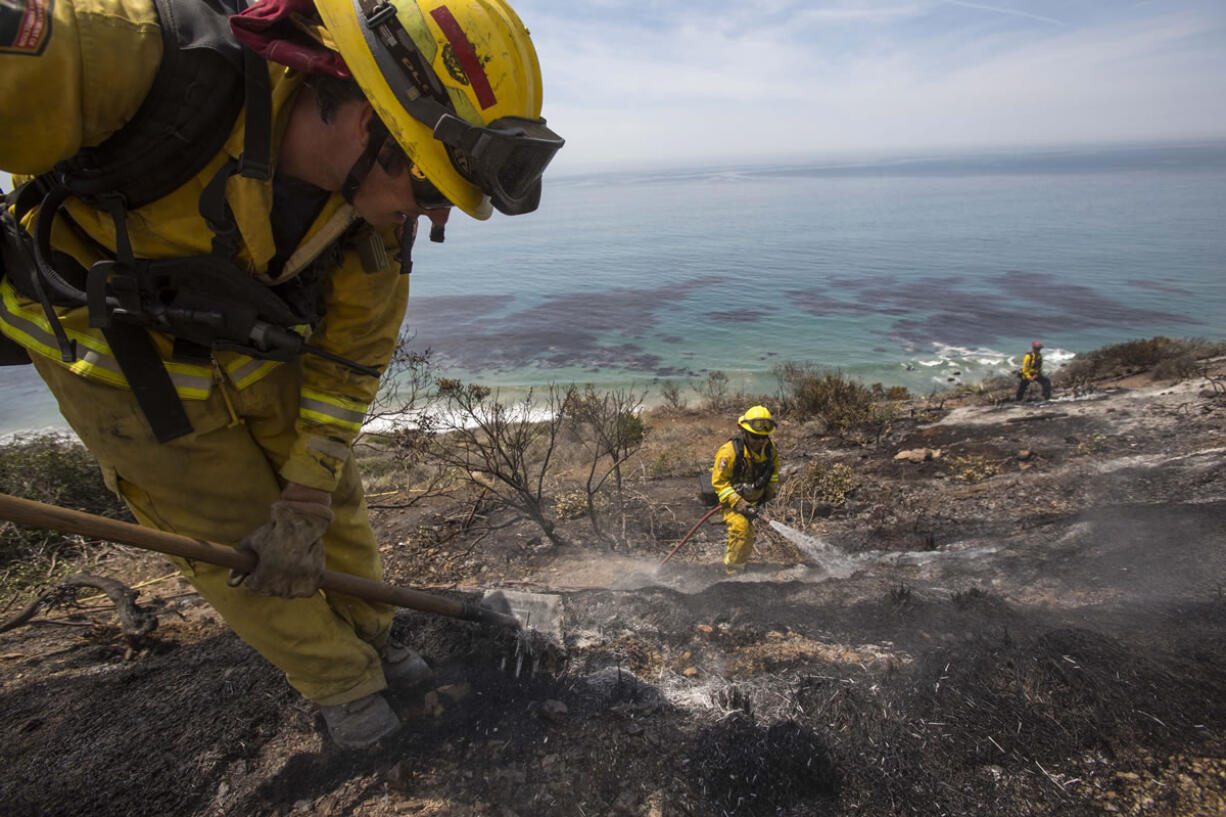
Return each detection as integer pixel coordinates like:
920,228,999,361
315,0,564,219
738,405,776,436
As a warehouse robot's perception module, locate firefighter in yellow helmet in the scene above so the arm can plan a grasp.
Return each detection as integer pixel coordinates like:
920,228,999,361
0,0,561,750
711,406,781,574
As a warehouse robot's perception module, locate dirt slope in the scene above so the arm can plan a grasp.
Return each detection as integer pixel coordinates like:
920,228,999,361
2,374,1225,817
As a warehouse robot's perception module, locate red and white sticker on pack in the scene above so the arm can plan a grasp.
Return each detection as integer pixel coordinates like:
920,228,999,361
1,0,53,56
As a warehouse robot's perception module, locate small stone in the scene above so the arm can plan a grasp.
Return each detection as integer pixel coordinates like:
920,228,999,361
437,683,471,703
697,624,713,636
613,789,639,813
386,760,414,792
422,691,444,718
1017,449,1032,460
683,666,699,677
539,699,568,722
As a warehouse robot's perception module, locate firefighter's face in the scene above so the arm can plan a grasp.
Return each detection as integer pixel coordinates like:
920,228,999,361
351,155,452,231
350,107,452,230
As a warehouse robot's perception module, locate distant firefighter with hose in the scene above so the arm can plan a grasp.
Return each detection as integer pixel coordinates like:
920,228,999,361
712,406,780,574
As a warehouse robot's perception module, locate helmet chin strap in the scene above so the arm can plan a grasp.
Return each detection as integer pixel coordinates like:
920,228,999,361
341,116,391,205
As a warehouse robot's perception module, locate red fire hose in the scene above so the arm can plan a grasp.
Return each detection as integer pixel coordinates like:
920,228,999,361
659,505,722,565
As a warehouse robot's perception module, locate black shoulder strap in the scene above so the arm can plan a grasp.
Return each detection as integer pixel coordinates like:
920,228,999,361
9,0,274,441
730,436,745,481
54,0,253,210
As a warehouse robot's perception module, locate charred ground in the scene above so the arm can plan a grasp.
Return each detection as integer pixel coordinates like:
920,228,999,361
2,355,1225,817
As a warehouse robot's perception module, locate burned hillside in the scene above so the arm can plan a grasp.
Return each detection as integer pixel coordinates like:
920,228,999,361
2,347,1225,817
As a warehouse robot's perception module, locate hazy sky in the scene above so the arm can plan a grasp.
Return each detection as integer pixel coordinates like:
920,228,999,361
2,0,1223,190
513,0,1226,171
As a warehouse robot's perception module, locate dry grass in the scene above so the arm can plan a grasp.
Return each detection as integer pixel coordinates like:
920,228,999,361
0,434,130,598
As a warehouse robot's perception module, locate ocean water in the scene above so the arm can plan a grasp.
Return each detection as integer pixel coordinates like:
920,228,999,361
3,142,1225,436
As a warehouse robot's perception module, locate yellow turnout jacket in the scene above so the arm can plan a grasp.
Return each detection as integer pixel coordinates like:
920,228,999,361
712,436,780,509
0,0,408,492
1021,351,1043,380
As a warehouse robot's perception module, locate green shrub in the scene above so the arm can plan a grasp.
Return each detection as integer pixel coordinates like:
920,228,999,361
773,363,884,435
1057,337,1226,387
1150,353,1202,382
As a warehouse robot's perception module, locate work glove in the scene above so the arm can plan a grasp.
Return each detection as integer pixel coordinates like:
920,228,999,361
732,499,759,520
228,483,333,598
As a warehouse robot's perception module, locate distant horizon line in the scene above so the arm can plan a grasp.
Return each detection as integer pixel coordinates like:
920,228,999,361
5,136,1224,194
548,136,1226,180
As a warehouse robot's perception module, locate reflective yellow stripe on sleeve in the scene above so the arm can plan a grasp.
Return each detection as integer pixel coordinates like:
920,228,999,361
299,387,367,432
717,486,738,502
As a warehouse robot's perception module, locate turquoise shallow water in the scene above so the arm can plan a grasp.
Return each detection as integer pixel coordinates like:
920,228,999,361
3,142,1225,435
398,142,1226,394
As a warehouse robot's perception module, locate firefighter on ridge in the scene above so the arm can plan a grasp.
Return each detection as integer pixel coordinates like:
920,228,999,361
712,406,781,574
0,0,562,750
1016,340,1053,401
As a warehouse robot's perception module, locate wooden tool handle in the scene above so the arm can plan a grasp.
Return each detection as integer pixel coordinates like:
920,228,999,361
0,492,519,628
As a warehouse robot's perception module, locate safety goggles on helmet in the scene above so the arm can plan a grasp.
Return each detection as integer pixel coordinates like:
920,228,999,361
431,114,562,215
742,417,776,434
356,1,564,215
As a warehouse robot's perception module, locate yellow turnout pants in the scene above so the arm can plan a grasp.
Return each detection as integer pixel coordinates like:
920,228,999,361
32,357,393,705
721,506,755,571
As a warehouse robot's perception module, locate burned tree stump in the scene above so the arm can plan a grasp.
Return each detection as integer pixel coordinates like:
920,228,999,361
0,574,158,640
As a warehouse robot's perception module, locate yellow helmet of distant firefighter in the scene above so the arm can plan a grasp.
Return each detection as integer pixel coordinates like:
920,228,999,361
315,0,564,219
738,405,776,436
